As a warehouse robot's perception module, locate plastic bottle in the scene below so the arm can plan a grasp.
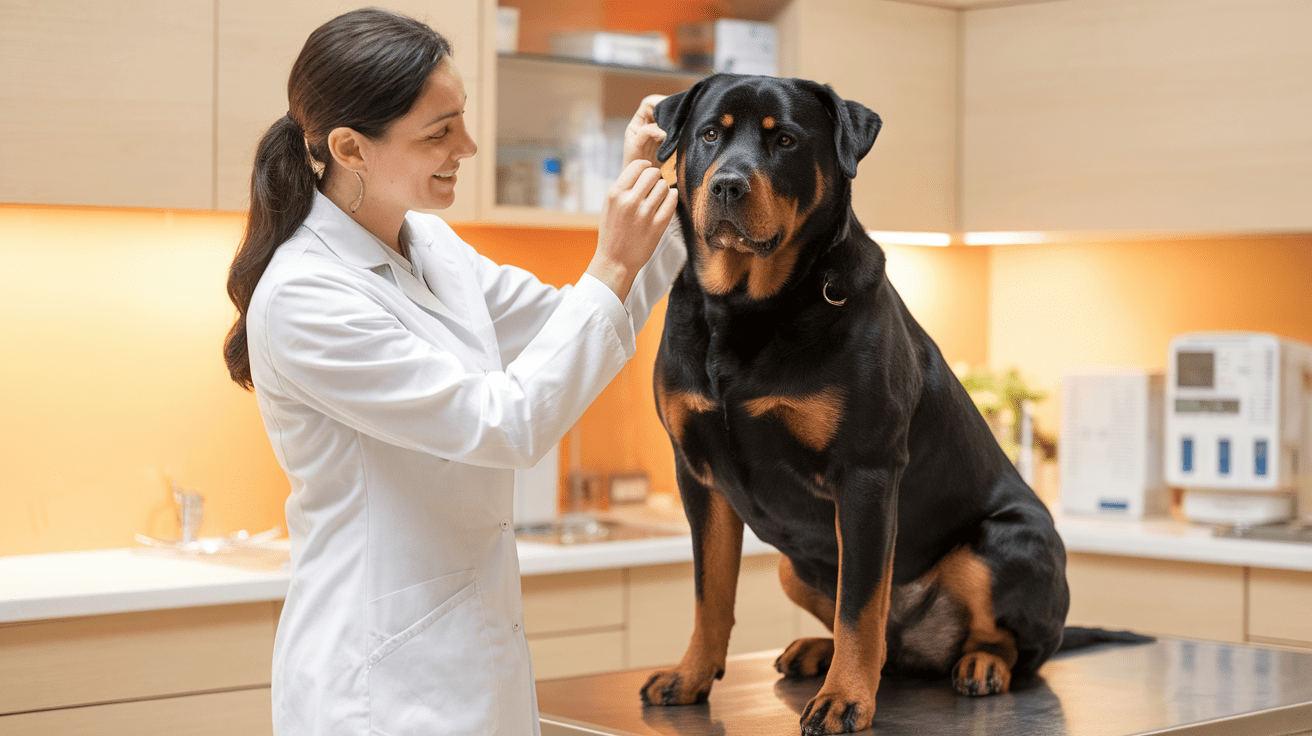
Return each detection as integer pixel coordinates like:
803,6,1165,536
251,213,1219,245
539,156,561,210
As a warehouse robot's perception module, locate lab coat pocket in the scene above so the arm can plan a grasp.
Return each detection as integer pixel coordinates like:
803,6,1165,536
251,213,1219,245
367,570,499,735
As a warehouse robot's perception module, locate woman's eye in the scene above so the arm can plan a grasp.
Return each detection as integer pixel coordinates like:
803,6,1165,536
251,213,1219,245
703,129,718,142
778,134,794,147
429,130,449,140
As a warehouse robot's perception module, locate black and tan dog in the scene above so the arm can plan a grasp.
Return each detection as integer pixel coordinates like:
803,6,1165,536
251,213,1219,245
639,74,1071,735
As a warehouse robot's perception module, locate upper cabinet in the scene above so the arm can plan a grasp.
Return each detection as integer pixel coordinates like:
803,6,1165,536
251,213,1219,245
0,0,214,210
216,0,482,222
776,0,960,233
961,0,1312,233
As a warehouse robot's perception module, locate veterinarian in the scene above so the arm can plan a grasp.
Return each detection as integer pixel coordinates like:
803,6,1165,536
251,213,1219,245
221,8,682,735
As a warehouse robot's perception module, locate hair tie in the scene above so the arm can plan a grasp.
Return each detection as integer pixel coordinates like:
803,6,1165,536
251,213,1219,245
285,111,302,131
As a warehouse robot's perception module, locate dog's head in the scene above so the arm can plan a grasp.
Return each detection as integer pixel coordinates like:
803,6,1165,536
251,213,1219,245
655,74,880,299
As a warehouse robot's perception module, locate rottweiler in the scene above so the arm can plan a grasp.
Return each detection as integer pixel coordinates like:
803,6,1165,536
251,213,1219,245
639,73,1071,735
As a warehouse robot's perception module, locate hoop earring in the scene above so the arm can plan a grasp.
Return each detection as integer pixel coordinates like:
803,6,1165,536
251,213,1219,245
350,171,364,213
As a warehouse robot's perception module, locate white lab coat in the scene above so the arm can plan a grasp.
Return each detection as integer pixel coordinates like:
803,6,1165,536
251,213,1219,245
246,190,685,736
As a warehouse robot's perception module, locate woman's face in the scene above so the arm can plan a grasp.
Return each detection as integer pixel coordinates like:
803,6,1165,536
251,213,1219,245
359,58,477,212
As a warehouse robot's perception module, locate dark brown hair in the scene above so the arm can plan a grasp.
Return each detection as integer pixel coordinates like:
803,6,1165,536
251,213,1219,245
223,7,451,389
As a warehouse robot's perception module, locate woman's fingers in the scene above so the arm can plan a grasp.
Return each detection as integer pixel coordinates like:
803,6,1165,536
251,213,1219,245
612,158,651,193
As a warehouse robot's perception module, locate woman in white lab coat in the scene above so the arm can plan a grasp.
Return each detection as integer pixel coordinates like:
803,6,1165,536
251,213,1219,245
221,9,683,735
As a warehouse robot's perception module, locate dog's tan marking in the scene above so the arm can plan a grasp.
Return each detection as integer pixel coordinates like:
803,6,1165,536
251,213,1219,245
660,151,679,187
656,381,718,447
762,116,776,130
934,546,1017,695
640,491,744,705
743,386,845,451
720,113,734,127
800,514,889,733
689,163,827,299
779,556,835,632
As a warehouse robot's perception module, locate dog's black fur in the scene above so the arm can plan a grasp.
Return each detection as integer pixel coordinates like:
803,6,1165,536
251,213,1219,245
639,74,1072,735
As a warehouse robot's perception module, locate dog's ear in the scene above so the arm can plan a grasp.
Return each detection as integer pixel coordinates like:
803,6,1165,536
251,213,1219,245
801,81,881,180
654,77,712,164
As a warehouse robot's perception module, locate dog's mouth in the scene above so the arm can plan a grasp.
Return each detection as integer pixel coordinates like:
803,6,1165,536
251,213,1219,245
705,220,781,256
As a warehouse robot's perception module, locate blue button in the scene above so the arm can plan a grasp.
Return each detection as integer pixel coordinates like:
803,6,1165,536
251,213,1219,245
1218,439,1231,475
1182,438,1194,472
1255,440,1268,476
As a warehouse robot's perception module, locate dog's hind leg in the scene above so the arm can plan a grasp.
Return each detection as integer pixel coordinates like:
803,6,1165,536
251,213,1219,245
775,556,836,677
639,462,744,706
936,546,1018,696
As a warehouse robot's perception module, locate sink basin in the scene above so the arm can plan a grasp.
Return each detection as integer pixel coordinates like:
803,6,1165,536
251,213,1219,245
515,516,687,545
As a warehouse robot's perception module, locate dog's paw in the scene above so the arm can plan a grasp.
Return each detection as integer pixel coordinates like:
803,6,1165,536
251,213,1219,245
952,651,1011,696
638,664,722,706
775,637,835,678
799,684,875,735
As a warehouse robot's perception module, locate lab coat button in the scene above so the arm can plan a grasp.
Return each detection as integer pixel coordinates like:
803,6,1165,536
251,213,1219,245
512,620,522,633
500,519,511,531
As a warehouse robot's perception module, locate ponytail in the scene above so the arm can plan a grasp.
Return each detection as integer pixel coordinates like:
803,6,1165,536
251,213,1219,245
222,8,452,390
223,114,317,389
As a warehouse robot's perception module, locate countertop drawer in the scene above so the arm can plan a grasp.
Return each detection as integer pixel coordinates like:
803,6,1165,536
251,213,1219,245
0,687,271,736
0,602,275,715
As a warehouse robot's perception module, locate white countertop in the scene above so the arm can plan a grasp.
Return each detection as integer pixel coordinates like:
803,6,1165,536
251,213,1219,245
4,514,1309,626
1055,513,1312,571
0,527,775,625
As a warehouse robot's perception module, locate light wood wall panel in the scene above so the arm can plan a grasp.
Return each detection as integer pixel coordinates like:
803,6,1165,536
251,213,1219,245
0,0,214,209
216,0,482,221
528,630,625,680
962,0,1312,232
0,603,274,715
776,0,959,232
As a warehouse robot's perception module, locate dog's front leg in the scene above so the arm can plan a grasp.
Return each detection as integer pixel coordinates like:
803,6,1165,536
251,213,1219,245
639,461,743,706
800,466,900,736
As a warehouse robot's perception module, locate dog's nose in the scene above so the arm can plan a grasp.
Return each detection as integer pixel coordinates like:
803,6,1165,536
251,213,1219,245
709,172,750,204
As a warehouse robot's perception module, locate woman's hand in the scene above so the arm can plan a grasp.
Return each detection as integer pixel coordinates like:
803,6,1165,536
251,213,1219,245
586,159,679,303
622,94,668,170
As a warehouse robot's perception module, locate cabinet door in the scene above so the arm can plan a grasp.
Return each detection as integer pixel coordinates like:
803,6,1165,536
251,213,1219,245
216,0,482,222
0,687,272,736
776,0,958,233
1248,568,1312,648
1065,552,1245,643
0,0,213,209
0,603,275,716
962,0,1312,232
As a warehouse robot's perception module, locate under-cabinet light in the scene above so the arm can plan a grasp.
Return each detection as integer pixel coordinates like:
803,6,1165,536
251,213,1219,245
962,231,1048,246
867,231,952,247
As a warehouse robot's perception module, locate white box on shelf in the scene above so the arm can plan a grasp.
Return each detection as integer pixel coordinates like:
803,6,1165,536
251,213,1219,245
1060,369,1167,518
678,19,777,76
549,31,671,68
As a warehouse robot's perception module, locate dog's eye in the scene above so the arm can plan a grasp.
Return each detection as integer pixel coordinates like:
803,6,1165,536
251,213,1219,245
703,129,718,142
778,134,794,148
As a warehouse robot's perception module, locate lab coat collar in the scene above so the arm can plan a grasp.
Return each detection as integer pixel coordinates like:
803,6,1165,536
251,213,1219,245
303,190,460,324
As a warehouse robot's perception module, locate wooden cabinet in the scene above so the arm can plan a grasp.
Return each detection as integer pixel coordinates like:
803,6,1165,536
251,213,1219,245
215,0,482,220
1065,552,1246,643
775,0,959,233
0,602,277,736
0,0,214,210
961,0,1312,233
1248,568,1312,649
1067,552,1312,652
525,553,821,678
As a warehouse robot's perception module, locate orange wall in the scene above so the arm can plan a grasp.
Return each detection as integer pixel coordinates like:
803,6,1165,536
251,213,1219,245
988,234,1312,437
0,204,989,556
0,205,285,556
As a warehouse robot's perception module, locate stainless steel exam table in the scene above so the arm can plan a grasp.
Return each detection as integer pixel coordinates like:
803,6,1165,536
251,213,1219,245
537,638,1312,736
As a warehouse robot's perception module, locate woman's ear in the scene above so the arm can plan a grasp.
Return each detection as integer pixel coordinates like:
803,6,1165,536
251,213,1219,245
326,127,367,172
